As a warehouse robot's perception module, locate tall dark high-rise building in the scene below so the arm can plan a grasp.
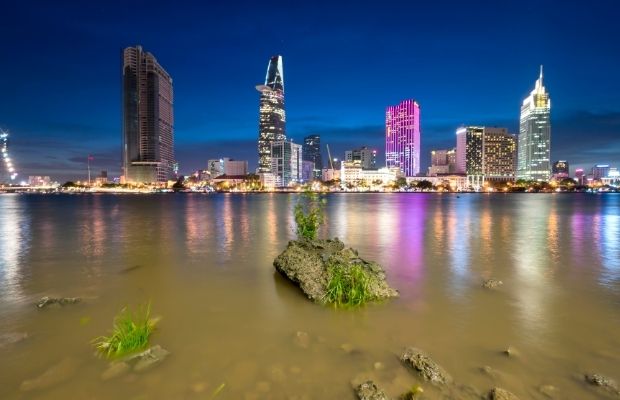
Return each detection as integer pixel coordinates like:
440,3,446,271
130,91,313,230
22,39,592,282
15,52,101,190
122,46,174,183
302,134,323,178
256,55,286,173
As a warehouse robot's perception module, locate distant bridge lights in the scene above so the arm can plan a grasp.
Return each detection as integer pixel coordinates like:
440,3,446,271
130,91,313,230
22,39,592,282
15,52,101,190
1,129,18,180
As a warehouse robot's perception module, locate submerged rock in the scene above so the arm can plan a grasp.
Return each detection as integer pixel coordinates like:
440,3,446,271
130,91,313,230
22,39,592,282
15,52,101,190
482,279,503,289
585,373,619,396
20,358,81,391
294,331,310,349
0,332,28,349
502,346,518,357
128,345,170,371
101,361,130,381
487,387,519,400
36,296,81,309
400,347,452,385
356,380,389,400
273,238,398,304
538,384,559,398
101,346,169,380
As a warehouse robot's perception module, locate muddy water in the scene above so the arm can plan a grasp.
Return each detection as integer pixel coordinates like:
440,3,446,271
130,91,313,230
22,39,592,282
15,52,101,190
0,193,618,399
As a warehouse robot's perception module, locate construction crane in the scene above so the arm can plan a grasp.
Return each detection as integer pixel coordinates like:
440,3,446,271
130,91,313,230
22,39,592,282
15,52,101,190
326,144,334,170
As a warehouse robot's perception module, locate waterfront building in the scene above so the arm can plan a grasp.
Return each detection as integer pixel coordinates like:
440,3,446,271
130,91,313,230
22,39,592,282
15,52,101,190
484,129,517,181
428,148,457,176
591,164,611,181
552,160,570,180
345,146,377,170
271,140,302,187
302,135,323,178
456,126,516,186
386,99,421,177
208,158,248,178
259,172,276,190
257,55,286,173
517,66,551,181
301,160,315,183
28,176,51,187
575,168,585,185
340,161,396,187
122,45,175,183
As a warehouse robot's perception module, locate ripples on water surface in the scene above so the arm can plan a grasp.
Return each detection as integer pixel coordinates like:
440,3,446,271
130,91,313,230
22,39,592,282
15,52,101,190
0,193,618,399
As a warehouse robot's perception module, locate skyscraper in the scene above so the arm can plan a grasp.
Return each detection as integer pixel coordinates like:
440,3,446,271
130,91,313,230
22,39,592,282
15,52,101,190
271,140,301,187
302,134,323,178
122,46,174,183
385,99,421,177
456,126,517,184
257,55,286,173
517,66,551,181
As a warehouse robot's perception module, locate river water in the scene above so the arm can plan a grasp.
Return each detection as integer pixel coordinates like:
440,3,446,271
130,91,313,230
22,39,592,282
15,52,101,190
0,193,618,399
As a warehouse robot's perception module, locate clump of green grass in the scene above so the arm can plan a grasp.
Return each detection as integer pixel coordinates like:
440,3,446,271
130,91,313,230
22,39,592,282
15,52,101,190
294,192,325,241
93,303,158,358
324,262,374,307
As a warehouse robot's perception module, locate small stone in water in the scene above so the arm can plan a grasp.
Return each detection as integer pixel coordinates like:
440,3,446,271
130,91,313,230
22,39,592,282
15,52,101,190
483,279,503,289
101,362,130,381
488,387,520,400
538,384,559,398
373,362,385,371
36,296,81,309
503,346,518,357
294,331,310,349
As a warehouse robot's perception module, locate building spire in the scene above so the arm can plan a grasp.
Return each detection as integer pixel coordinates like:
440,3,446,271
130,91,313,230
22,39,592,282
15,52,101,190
539,64,543,84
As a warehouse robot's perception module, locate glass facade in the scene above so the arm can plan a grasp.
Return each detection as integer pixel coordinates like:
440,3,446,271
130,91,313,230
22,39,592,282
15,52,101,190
257,56,286,173
122,46,175,183
517,66,551,181
302,134,323,179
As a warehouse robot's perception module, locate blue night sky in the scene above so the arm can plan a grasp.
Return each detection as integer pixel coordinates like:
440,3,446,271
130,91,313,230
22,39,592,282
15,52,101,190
1,0,619,181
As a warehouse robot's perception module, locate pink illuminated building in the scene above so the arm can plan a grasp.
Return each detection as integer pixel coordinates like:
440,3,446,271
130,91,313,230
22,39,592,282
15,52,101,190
385,99,421,177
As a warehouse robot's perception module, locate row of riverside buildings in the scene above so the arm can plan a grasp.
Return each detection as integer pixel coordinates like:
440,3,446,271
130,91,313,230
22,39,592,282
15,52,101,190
383,67,552,190
120,46,596,189
255,57,554,190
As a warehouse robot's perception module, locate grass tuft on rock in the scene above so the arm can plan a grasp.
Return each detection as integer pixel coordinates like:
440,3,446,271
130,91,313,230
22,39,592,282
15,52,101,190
294,192,325,241
93,303,158,358
325,262,374,307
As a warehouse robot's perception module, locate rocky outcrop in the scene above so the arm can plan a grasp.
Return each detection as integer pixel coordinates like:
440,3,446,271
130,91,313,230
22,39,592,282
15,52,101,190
273,238,398,304
36,296,80,309
585,373,620,397
482,279,503,289
355,380,390,400
487,387,519,400
400,347,452,385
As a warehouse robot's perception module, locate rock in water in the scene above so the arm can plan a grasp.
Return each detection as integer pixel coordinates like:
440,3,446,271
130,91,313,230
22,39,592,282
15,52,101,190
356,380,389,400
585,373,620,396
273,238,398,304
400,347,452,385
36,296,81,308
488,387,519,400
127,345,170,371
482,279,503,289
20,358,80,391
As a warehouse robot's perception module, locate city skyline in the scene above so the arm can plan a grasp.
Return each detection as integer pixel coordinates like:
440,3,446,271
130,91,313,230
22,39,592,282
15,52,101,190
1,2,619,181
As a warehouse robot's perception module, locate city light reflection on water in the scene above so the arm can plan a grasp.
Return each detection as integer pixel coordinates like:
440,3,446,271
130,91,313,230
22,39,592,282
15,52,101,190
0,193,618,399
